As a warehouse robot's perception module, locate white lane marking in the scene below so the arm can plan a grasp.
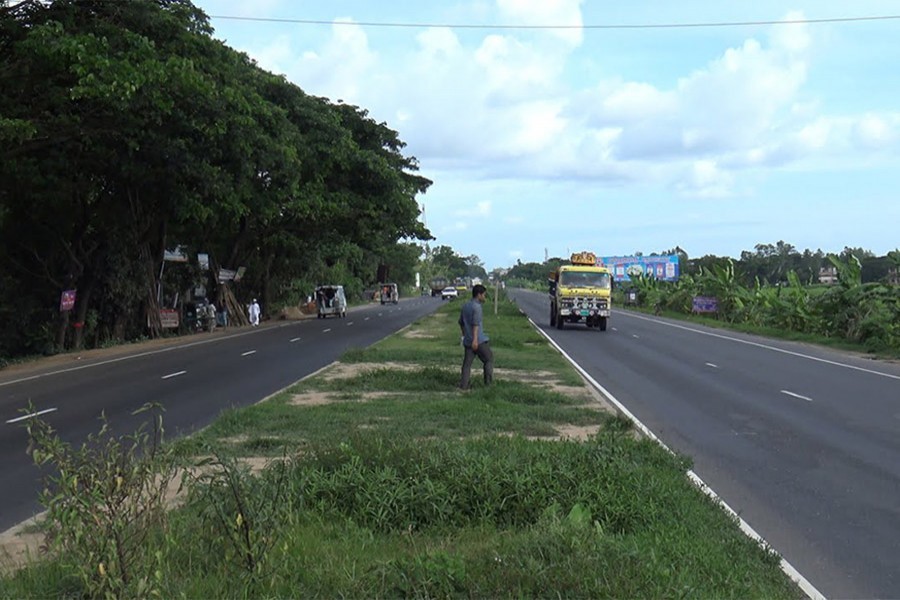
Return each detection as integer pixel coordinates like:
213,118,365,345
632,334,640,339
706,363,719,369
347,322,354,326
365,317,370,321
529,315,825,600
781,390,813,402
290,337,301,343
612,327,618,331
622,311,900,381
6,407,58,424
0,326,282,388
241,350,257,357
323,328,332,333
161,370,187,380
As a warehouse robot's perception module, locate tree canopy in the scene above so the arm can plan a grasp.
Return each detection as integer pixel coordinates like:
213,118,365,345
0,0,431,359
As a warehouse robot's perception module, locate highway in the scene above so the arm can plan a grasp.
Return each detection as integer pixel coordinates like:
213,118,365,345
510,288,900,599
0,297,442,532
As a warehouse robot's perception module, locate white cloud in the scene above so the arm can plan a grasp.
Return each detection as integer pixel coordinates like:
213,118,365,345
231,5,899,204
676,160,736,198
455,201,492,217
496,0,585,46
256,19,377,105
854,114,897,149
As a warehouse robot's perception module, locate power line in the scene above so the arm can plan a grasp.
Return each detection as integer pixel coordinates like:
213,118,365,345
206,13,900,30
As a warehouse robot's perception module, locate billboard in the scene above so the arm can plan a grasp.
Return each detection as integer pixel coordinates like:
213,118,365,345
598,255,680,282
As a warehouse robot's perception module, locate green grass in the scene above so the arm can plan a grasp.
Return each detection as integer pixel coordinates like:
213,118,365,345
1,291,803,599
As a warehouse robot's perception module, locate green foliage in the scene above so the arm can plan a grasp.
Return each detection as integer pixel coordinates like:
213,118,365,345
23,403,175,599
0,0,430,360
180,451,292,588
626,253,900,354
289,434,684,534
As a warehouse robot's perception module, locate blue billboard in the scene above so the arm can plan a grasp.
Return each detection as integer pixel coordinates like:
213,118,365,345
598,255,680,282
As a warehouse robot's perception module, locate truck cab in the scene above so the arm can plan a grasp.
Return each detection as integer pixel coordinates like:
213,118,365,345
549,251,612,331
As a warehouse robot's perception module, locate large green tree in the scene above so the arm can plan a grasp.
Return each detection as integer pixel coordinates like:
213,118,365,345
0,0,431,360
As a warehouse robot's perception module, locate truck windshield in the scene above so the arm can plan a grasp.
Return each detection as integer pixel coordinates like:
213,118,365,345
560,271,611,289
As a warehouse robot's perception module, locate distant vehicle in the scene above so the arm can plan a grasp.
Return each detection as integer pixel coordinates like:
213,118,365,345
379,283,399,304
429,276,449,297
315,285,347,319
441,286,459,300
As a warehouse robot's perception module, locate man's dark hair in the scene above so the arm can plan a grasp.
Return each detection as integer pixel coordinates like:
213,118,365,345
472,284,487,298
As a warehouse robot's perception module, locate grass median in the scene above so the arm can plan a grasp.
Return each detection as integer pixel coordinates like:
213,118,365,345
0,293,802,598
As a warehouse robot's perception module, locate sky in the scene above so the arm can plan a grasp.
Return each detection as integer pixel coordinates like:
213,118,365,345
193,0,900,270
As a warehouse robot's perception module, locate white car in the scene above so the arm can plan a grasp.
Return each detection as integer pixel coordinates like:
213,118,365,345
441,286,459,300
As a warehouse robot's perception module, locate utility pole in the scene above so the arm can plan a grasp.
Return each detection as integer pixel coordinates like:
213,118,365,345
494,277,499,315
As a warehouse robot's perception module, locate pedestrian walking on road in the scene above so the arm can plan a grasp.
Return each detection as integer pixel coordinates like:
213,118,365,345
249,298,261,327
458,284,493,389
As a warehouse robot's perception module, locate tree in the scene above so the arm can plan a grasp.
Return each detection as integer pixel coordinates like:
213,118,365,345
0,0,432,359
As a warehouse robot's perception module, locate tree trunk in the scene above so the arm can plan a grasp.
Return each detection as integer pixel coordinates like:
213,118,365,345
55,309,70,352
141,242,163,338
262,252,275,320
71,278,95,350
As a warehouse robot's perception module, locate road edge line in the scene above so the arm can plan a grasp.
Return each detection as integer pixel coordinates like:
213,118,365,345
526,315,826,600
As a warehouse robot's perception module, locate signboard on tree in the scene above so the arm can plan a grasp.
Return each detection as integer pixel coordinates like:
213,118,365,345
159,309,180,329
59,289,76,312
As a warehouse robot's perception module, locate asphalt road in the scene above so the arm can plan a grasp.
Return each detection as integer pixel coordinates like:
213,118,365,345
0,296,443,532
510,288,900,599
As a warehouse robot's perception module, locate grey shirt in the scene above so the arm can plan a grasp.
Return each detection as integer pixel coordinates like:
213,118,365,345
459,299,489,347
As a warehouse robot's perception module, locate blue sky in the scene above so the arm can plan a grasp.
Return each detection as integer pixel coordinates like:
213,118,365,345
194,1,900,269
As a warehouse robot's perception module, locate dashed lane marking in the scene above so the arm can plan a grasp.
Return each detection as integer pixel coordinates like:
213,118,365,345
6,408,58,424
781,390,813,402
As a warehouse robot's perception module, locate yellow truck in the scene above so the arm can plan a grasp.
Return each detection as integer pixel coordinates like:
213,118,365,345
549,251,612,331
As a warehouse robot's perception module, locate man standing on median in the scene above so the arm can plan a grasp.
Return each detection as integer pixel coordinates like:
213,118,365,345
458,284,493,390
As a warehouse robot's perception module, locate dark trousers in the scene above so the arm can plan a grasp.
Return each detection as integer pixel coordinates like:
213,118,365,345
460,342,493,389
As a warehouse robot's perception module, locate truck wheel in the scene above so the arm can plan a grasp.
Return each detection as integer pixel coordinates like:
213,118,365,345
550,306,556,326
556,312,564,330
599,317,608,331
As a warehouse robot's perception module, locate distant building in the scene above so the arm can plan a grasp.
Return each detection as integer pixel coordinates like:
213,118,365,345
888,268,900,286
818,266,839,285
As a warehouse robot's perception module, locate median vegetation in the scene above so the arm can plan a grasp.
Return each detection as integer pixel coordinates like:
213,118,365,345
0,294,801,598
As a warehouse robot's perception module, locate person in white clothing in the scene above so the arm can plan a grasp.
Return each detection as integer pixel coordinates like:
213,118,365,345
248,298,261,326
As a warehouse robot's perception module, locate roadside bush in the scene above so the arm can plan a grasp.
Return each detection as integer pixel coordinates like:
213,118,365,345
179,451,293,587
24,403,176,599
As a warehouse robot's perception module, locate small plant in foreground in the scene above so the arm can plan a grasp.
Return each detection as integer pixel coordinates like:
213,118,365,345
24,402,175,598
181,449,291,586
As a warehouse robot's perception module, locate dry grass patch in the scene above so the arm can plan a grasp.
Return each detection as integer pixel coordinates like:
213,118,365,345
289,391,340,406
0,519,43,575
554,424,603,441
401,330,437,339
320,361,426,381
289,389,425,405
